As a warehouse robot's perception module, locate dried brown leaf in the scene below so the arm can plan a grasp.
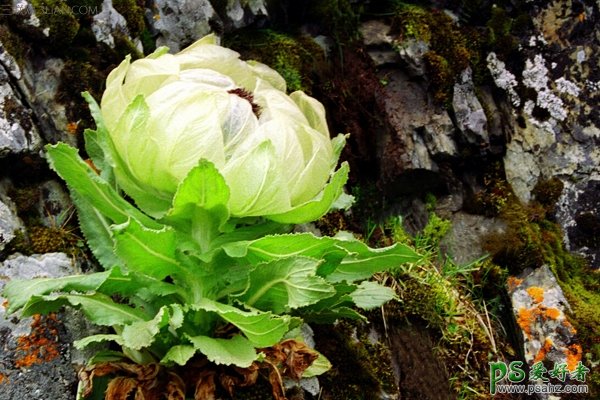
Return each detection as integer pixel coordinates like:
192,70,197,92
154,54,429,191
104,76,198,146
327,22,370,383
194,371,216,400
165,372,186,400
105,377,138,400
265,360,286,400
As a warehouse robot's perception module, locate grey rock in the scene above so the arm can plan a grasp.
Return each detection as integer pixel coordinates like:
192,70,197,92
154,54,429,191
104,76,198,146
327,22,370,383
395,39,429,77
557,179,600,268
0,198,20,252
366,49,401,67
360,21,401,66
18,57,72,146
151,0,217,52
359,20,394,46
0,40,22,80
379,69,456,184
92,0,130,48
504,140,541,203
442,212,507,265
224,0,268,30
507,265,579,397
452,68,488,145
0,60,42,157
0,253,83,400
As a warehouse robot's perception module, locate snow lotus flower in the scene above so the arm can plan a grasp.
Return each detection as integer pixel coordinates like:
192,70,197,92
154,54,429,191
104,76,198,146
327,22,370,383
99,34,348,223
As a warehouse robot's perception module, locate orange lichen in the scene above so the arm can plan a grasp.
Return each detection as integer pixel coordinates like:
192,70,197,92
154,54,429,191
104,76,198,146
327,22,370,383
66,121,79,135
527,286,545,303
534,337,554,363
562,320,577,334
544,307,561,320
565,344,582,371
507,276,523,291
517,307,537,338
1,299,8,309
0,372,7,384
14,313,61,368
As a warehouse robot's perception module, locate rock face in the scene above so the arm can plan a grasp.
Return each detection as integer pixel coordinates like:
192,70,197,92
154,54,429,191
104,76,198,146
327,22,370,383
489,0,600,267
0,46,42,156
507,265,581,393
0,253,81,400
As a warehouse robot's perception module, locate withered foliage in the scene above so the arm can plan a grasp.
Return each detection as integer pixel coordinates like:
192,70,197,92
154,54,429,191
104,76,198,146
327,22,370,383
78,339,317,400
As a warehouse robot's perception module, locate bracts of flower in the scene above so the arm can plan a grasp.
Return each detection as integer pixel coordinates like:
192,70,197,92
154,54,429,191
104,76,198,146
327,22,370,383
2,35,420,399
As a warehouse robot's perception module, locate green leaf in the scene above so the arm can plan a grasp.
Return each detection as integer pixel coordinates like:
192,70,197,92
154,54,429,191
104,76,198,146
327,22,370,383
302,350,332,377
237,257,335,313
193,299,290,347
161,345,196,365
99,268,181,300
302,306,365,323
83,129,115,185
298,284,365,323
327,241,421,283
222,233,338,264
121,306,170,350
3,270,112,313
74,334,124,350
71,191,122,269
266,162,349,224
82,91,107,134
165,159,230,229
112,218,186,280
45,143,160,229
162,161,231,252
350,281,397,310
186,334,257,367
21,293,148,326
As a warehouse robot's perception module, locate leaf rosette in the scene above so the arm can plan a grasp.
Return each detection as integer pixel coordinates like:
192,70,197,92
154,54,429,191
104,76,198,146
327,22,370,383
2,34,423,399
99,34,348,223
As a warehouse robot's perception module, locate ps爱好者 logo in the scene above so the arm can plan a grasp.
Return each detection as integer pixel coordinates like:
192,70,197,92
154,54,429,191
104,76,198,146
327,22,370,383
489,360,590,395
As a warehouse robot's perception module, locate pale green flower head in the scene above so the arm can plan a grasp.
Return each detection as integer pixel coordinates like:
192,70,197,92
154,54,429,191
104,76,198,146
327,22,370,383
99,34,348,223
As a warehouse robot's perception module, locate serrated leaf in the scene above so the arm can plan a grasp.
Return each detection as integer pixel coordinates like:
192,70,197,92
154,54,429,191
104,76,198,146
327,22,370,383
237,257,335,313
186,334,257,367
83,129,115,185
163,160,231,253
112,218,186,280
222,233,338,264
71,191,123,269
21,293,148,326
302,306,366,324
169,304,185,331
3,270,112,313
74,334,124,350
99,268,181,300
350,281,397,310
166,160,230,226
327,241,421,283
266,162,349,224
121,306,170,350
193,299,290,347
45,143,160,229
161,345,196,366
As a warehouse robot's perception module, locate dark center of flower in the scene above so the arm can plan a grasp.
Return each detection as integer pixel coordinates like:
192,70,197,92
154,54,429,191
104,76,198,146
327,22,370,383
227,88,262,117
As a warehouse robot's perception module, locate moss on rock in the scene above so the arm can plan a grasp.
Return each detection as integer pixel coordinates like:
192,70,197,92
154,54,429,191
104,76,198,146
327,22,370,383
225,29,325,93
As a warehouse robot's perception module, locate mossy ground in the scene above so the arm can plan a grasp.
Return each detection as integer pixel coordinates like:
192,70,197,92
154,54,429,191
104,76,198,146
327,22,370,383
478,172,600,397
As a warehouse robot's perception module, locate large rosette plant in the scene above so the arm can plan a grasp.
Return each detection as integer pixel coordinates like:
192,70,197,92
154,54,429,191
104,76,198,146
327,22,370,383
3,35,419,399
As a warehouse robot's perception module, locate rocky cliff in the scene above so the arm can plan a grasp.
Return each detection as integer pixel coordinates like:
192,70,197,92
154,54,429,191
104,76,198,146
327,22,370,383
0,1,598,399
